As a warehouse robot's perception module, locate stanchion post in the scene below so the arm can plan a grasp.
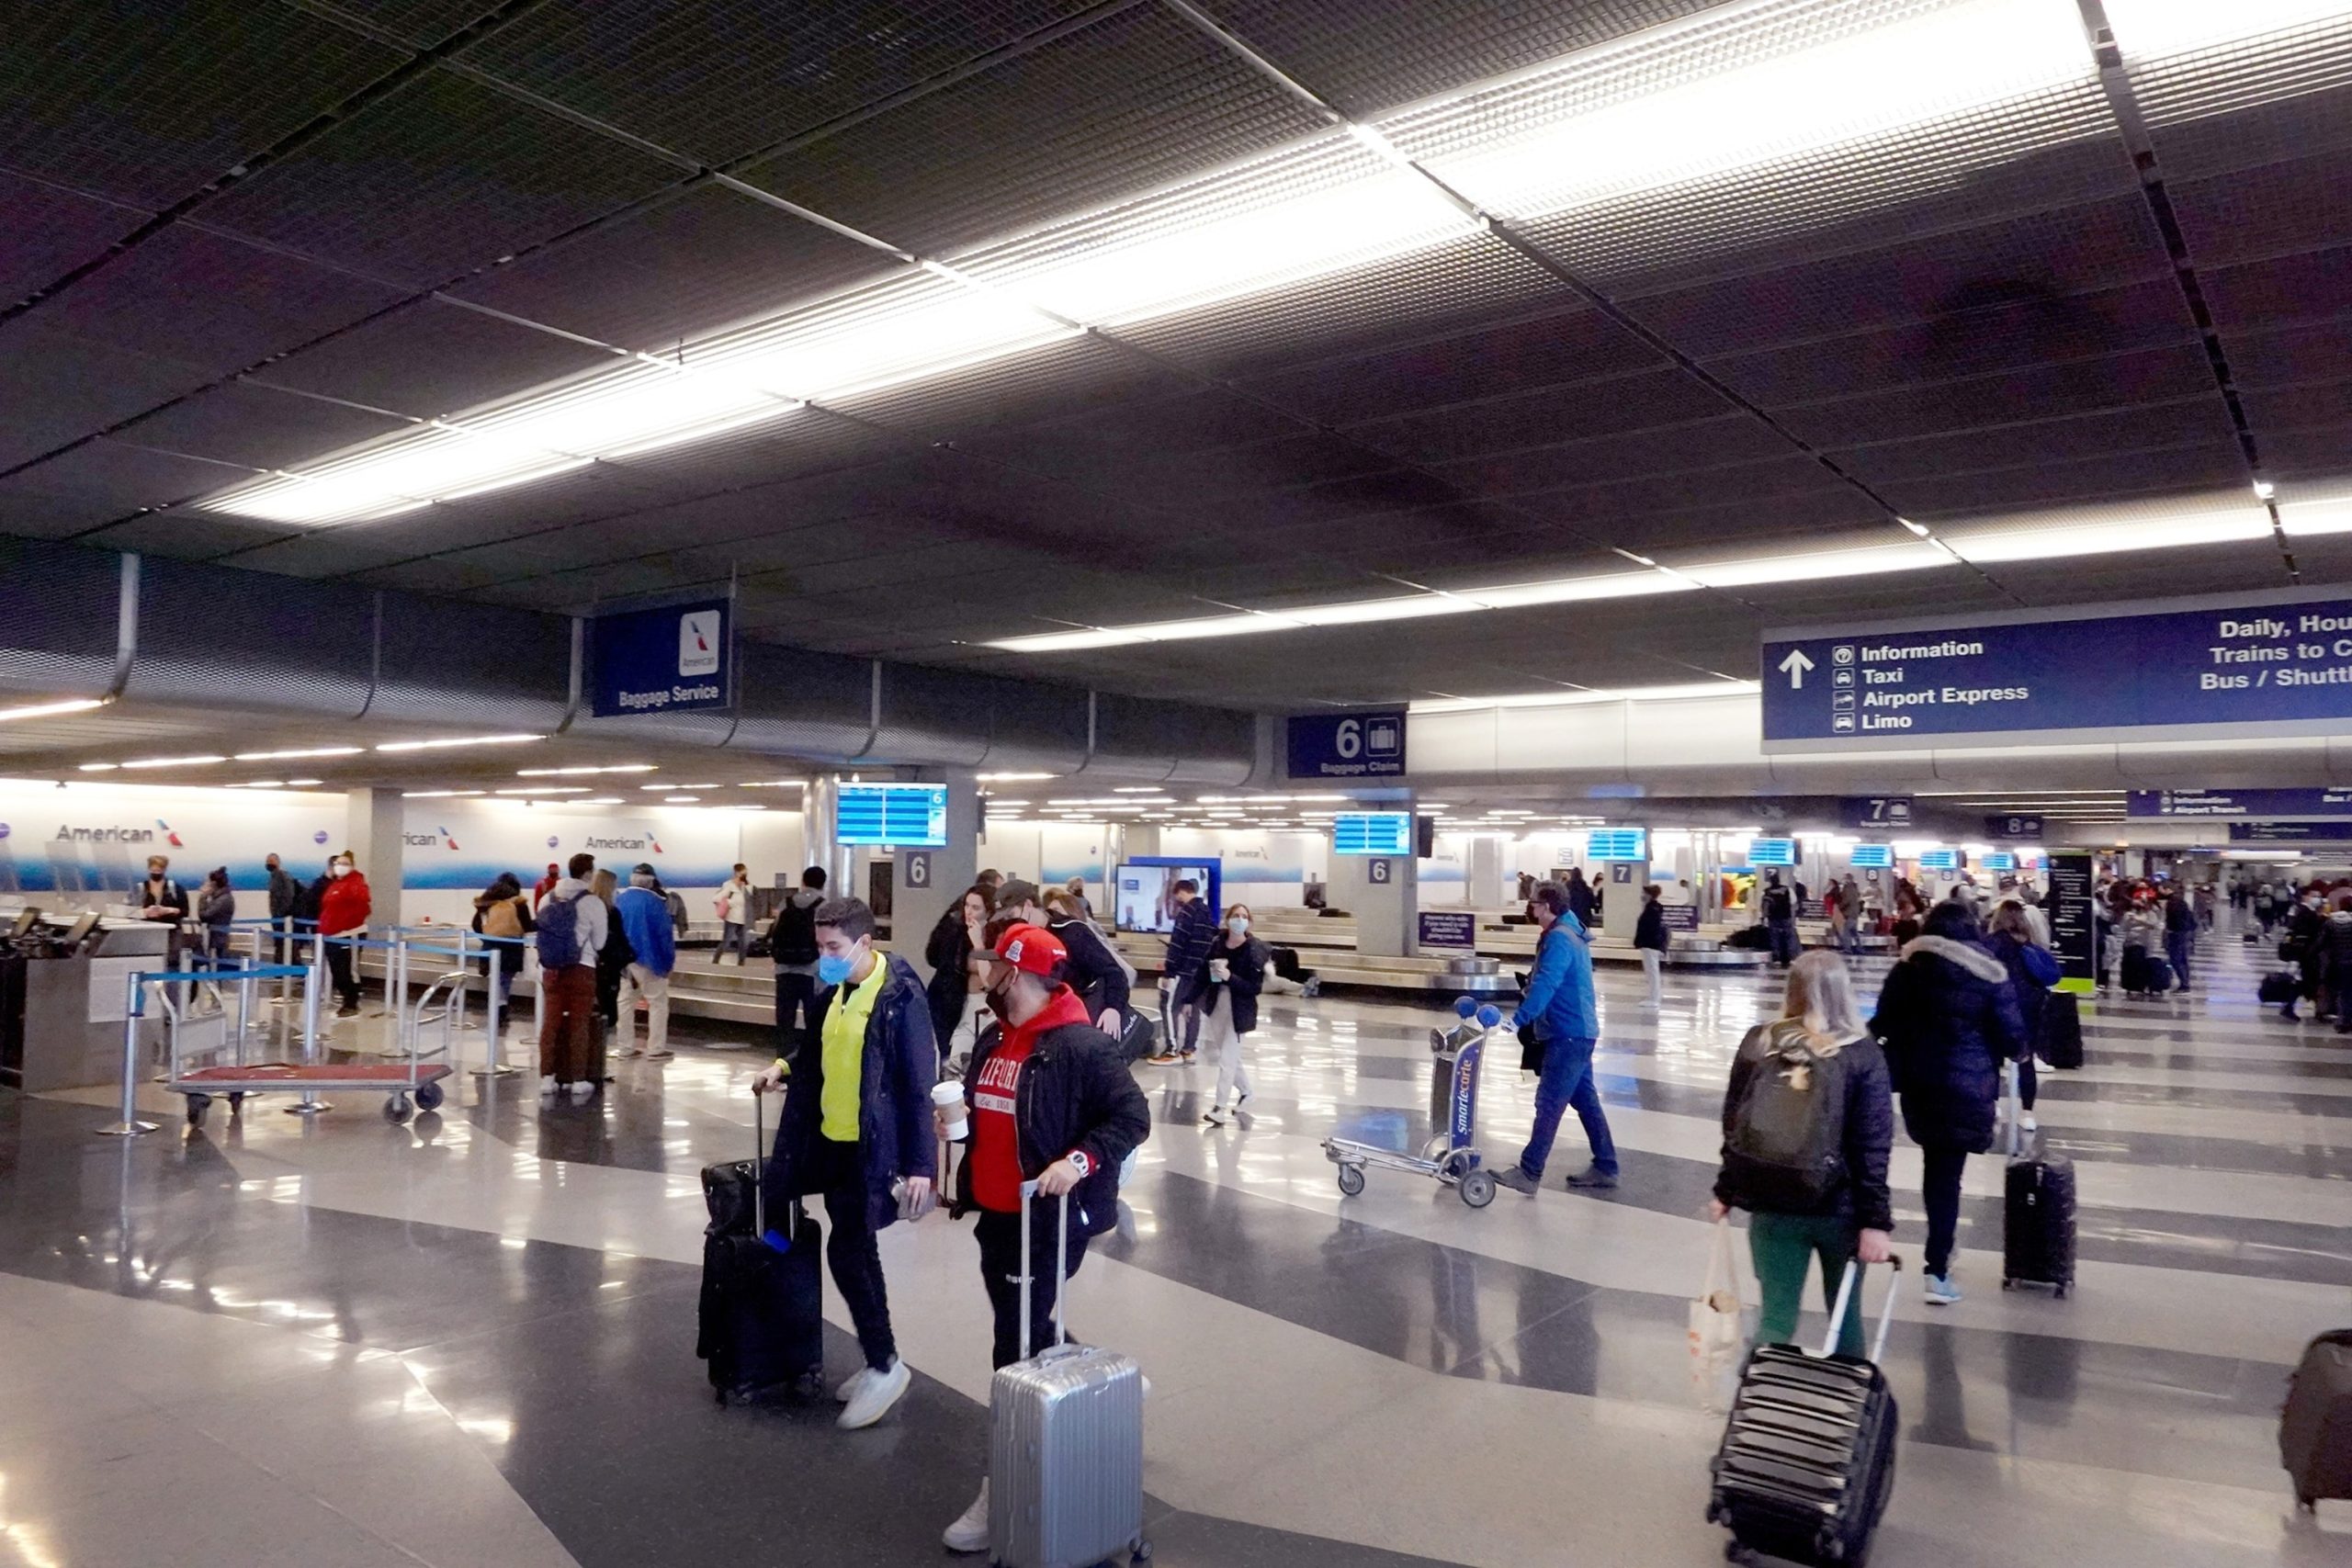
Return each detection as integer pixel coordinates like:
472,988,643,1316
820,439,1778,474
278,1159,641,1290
96,972,159,1136
288,959,328,1115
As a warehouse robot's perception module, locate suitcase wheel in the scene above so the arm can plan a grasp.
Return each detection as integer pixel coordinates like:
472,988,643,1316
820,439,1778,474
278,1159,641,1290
2001,1278,2013,1291
1723,1543,1756,1565
1132,1541,1152,1562
2053,1283,2069,1300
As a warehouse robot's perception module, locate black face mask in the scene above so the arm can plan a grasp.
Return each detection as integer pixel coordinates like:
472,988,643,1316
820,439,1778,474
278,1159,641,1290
984,976,1018,1021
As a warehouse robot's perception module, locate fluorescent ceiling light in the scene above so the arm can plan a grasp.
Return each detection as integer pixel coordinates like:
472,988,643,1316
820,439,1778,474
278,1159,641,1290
515,764,658,776
232,746,363,761
0,697,106,723
978,772,1058,782
285,778,322,786
494,786,588,795
1674,543,1945,588
1411,680,1761,714
2105,0,2352,60
376,733,544,752
663,795,701,803
229,780,283,789
1112,785,1170,794
119,754,227,769
645,782,721,790
403,789,485,798
1942,504,2270,563
741,778,808,787
2280,496,2352,537
576,795,627,805
77,762,118,773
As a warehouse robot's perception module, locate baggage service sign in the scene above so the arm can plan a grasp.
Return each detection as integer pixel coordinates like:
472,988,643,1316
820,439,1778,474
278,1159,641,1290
591,599,730,718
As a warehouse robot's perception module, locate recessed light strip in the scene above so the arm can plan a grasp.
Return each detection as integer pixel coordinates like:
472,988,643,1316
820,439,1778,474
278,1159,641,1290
0,697,107,724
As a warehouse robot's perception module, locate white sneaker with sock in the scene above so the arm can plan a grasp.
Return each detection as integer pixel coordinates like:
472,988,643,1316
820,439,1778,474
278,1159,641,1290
569,1080,594,1102
943,1481,989,1552
837,1357,910,1429
537,1076,556,1099
832,1367,871,1404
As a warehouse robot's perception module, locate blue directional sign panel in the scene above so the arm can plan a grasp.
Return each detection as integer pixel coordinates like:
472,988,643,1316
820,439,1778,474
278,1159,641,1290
1840,795,1914,829
1984,814,2044,840
837,784,947,847
1747,838,1797,866
2228,820,2352,841
1286,710,1406,779
1849,844,1894,869
1586,828,1648,861
1762,590,2352,750
590,598,729,717
2129,788,2352,818
1332,811,1412,855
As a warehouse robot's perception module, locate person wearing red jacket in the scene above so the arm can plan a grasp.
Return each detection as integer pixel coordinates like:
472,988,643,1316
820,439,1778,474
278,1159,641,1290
317,852,373,1018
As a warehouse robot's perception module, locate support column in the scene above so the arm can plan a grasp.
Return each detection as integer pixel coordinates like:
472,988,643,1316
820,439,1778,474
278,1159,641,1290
1600,860,1649,939
1329,842,1418,957
346,787,403,931
1467,835,1508,908
805,774,842,893
894,771,978,955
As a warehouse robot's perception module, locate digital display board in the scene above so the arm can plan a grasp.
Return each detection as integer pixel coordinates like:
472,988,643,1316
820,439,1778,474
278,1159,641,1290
836,783,947,847
1848,844,1894,869
1747,838,1797,867
1917,848,1962,870
1332,811,1412,856
1980,851,2018,872
1586,828,1648,862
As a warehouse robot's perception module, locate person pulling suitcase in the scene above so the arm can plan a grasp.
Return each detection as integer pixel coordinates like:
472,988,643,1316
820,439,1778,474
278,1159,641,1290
935,919,1150,1555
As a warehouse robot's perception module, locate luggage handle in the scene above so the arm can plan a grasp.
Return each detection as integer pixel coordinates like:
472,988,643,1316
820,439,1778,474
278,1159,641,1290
1016,1178,1073,1362
752,1085,765,1240
1822,1255,1904,1364
2003,1059,2021,1159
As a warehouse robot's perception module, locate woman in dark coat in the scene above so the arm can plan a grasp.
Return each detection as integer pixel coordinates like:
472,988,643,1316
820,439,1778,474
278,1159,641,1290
1870,898,2025,1306
1985,900,2060,1134
923,886,989,1068
1197,904,1268,1126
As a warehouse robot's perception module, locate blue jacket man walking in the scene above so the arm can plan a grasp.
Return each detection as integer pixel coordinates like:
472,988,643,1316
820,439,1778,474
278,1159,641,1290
1496,881,1620,1195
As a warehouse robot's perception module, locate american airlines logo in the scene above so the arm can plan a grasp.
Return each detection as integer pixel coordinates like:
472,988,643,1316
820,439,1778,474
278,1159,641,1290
679,610,720,677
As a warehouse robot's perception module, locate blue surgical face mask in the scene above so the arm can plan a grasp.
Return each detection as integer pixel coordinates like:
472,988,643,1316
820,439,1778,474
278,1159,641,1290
817,950,860,986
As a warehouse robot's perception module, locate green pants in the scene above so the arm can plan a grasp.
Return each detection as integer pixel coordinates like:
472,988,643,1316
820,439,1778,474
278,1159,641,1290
1748,1210,1866,1359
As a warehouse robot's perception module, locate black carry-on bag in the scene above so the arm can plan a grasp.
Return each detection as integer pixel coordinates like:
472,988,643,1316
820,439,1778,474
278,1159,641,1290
2037,989,2084,1070
1999,1064,2076,1299
696,1089,823,1404
2282,1328,2352,1512
1708,1256,1904,1568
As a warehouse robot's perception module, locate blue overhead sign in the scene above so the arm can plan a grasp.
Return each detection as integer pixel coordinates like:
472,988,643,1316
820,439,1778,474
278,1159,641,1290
2129,788,2352,818
2228,820,2352,841
590,598,729,718
1762,588,2352,750
1286,710,1406,780
1984,814,2044,840
1840,795,1914,829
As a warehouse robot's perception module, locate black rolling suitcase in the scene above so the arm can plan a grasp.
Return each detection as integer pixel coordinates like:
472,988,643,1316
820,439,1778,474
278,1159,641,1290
2038,990,2084,1070
2282,1329,2352,1512
1116,1010,1159,1065
2000,1065,2076,1298
697,1091,823,1404
1709,1257,1905,1567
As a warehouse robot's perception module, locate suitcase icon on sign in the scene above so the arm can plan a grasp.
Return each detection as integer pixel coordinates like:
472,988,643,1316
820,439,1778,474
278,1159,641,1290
1364,717,1401,756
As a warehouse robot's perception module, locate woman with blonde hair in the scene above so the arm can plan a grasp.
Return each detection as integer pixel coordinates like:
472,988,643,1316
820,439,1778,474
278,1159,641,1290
1709,951,1894,1357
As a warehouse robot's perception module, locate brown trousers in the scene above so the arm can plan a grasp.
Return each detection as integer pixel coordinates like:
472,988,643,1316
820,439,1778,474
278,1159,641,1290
538,964,598,1081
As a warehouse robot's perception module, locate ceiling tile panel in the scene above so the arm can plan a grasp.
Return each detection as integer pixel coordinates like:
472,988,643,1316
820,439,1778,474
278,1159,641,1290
1595,489,1896,553
202,71,682,288
1830,398,2239,484
2232,320,2352,390
445,184,896,354
1983,540,2292,606
1349,367,1738,464
0,439,256,535
84,511,304,560
2166,150,2352,270
1771,344,2220,448
0,1,403,207
1875,442,2252,518
0,322,218,469
2199,245,2352,333
0,169,147,305
744,4,1328,254
108,382,413,470
247,299,618,418
456,0,1098,166
1429,413,1798,496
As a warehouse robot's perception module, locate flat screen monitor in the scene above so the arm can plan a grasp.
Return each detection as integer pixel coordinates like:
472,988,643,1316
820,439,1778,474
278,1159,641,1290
1747,838,1797,867
1917,848,1962,870
1848,844,1894,870
1586,828,1647,862
836,782,947,847
1980,851,2018,872
1331,811,1412,856
1114,863,1216,933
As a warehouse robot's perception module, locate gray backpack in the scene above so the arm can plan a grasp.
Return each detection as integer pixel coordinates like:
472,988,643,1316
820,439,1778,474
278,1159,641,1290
1722,1022,1849,1209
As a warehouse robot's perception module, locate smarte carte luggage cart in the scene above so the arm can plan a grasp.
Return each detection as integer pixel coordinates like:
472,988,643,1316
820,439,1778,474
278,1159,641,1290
1322,996,1501,1208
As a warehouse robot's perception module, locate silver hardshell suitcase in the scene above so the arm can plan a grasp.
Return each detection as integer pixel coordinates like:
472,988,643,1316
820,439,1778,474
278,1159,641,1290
989,1182,1148,1568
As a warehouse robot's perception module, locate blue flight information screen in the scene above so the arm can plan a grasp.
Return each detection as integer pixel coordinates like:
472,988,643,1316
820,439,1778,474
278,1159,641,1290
837,783,947,847
1332,811,1411,856
1917,848,1962,870
1586,828,1647,861
1747,838,1797,866
1980,852,2018,871
1849,844,1894,869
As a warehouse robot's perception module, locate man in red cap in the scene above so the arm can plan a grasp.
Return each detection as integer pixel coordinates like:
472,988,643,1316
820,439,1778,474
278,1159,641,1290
936,918,1150,1554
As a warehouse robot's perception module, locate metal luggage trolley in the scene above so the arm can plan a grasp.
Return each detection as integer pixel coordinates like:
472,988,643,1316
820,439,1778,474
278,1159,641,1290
140,959,453,1130
1323,996,1503,1209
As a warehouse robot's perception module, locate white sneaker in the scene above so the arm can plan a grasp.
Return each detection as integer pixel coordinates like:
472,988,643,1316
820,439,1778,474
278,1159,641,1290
837,1357,910,1429
642,1048,674,1062
569,1080,594,1102
619,1046,646,1059
1235,1089,1254,1111
1924,1273,1963,1306
832,1367,872,1404
537,1076,557,1099
2018,1112,2037,1134
943,1481,989,1553
1202,1105,1229,1126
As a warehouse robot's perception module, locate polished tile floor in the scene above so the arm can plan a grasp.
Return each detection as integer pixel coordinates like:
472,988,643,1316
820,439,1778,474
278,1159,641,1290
3,920,2348,1566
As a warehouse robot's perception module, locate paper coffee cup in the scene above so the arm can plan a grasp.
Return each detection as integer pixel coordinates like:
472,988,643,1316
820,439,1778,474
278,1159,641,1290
933,1080,969,1142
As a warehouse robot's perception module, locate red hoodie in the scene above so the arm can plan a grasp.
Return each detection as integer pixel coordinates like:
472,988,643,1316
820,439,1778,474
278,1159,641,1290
318,871,372,936
967,985,1091,1214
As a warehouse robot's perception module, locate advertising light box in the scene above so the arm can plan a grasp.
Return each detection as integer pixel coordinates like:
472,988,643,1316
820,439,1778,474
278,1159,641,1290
837,783,947,847
1332,811,1412,856
1586,828,1648,862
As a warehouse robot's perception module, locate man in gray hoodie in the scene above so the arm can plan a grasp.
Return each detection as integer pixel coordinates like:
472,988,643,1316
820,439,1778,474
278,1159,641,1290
769,865,829,1060
537,852,607,1102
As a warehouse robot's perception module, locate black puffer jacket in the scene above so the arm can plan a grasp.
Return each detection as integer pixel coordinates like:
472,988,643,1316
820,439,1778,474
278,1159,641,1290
1203,933,1269,1035
765,953,939,1232
953,1013,1150,1237
1870,934,2025,1154
2318,908,2352,976
1048,914,1131,1025
1713,1024,1894,1234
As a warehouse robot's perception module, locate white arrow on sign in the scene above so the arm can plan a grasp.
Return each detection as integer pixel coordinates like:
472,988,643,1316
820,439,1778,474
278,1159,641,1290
1779,649,1816,688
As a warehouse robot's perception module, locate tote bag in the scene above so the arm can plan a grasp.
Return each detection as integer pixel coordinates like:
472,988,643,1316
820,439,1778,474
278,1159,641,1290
1689,1218,1752,1413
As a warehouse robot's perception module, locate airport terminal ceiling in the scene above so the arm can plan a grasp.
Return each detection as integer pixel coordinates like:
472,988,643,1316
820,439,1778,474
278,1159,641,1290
5,1,2352,718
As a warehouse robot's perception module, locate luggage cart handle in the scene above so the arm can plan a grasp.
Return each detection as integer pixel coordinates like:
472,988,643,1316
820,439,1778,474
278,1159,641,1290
752,1086,765,1241
1015,1179,1074,1362
1822,1255,1905,1364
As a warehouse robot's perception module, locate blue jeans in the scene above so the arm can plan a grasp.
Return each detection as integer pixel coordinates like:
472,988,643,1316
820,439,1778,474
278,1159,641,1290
1768,919,1800,965
2165,931,2191,989
1519,1036,1617,1180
